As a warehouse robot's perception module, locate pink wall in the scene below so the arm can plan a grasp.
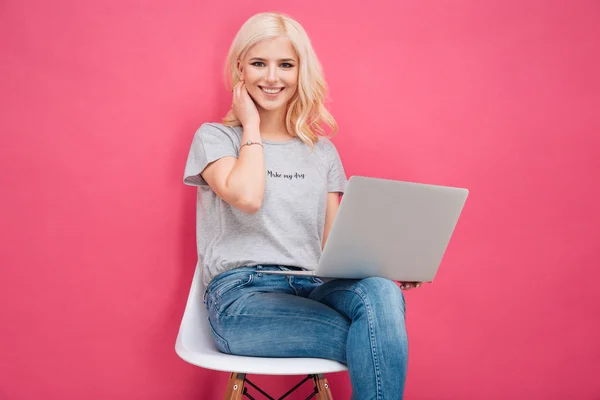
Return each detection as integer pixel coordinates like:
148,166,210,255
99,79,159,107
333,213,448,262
1,1,599,399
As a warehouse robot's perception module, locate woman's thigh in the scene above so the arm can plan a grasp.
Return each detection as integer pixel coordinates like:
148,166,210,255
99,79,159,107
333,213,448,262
205,267,350,362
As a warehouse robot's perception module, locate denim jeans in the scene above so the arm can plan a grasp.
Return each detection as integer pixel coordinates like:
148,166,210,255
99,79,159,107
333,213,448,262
204,265,408,400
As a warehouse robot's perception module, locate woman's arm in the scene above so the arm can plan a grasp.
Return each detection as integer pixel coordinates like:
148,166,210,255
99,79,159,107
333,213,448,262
322,192,341,250
201,125,266,214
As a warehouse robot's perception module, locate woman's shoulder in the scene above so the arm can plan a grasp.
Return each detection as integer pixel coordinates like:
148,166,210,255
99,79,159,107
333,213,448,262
195,122,243,141
313,135,341,155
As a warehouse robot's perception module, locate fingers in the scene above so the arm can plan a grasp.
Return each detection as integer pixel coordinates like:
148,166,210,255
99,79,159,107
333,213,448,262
235,81,248,98
399,282,423,290
232,81,243,109
234,81,241,100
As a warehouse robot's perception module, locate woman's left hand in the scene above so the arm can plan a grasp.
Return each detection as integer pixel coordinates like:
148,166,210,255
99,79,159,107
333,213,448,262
397,281,423,291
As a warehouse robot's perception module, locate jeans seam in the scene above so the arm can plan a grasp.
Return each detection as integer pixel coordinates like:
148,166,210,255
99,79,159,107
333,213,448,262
314,286,383,400
217,313,347,329
286,276,299,295
207,317,232,354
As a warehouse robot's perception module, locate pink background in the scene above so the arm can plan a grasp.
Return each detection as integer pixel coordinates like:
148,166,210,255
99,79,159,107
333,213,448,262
1,1,599,399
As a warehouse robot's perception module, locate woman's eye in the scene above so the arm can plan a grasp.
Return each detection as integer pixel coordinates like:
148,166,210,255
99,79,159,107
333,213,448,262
251,62,294,68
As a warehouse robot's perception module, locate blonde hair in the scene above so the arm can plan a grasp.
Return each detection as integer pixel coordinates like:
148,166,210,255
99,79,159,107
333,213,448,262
222,12,337,147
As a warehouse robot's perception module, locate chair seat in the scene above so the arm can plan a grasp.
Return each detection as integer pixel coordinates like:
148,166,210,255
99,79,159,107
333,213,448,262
175,263,348,375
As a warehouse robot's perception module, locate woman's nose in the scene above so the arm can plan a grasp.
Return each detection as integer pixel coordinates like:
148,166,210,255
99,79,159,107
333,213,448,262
266,66,278,83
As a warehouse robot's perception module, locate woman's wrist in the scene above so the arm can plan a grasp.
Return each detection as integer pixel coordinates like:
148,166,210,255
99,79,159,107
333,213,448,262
242,124,262,143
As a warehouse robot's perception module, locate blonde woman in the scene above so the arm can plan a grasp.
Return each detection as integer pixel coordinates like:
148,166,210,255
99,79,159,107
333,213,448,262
183,12,420,399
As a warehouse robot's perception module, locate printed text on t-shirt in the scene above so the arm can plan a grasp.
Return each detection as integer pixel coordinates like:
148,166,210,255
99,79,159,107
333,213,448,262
267,170,305,180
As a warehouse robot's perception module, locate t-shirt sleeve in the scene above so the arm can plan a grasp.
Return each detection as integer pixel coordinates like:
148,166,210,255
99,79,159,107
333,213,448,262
183,123,239,186
327,141,347,194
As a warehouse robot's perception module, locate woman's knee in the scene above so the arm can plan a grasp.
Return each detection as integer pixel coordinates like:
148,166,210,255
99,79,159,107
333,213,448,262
356,277,406,315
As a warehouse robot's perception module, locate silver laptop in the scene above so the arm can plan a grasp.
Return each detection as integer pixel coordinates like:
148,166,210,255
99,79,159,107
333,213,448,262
262,175,469,282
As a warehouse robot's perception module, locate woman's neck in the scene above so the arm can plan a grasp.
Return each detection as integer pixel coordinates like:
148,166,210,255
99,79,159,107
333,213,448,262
257,106,293,142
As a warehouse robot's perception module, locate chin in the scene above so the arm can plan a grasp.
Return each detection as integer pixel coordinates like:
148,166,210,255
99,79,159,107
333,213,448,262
259,103,287,111
253,98,288,112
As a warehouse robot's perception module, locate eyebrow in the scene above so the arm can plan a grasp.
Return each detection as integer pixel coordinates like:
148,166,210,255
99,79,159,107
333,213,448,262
249,57,297,63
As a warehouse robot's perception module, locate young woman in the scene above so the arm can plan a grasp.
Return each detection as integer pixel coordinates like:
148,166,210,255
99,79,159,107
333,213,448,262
183,12,421,399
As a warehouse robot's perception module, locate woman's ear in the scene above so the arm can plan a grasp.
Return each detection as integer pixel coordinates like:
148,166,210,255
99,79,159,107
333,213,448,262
236,60,244,80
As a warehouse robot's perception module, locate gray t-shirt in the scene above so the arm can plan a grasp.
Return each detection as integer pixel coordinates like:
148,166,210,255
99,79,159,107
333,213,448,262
183,122,347,288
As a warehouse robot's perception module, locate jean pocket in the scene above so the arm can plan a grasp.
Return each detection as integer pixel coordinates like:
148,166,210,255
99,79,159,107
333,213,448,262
213,277,243,298
212,273,255,308
207,317,232,354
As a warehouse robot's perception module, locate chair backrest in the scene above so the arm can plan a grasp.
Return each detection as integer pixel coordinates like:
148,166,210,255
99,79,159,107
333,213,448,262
176,262,220,354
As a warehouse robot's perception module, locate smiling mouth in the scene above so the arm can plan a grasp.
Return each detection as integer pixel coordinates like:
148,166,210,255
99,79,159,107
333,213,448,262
260,86,285,94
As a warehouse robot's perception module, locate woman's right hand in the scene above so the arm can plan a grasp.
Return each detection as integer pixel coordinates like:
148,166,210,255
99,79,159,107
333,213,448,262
232,80,260,128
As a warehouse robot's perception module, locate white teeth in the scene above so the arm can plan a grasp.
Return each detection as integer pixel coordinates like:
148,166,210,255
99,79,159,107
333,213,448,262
261,87,283,94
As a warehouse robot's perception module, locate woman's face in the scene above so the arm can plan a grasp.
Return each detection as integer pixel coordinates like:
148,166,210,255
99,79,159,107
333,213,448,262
238,36,299,112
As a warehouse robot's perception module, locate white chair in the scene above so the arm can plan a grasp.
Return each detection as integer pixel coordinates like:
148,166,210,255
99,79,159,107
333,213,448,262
175,262,348,399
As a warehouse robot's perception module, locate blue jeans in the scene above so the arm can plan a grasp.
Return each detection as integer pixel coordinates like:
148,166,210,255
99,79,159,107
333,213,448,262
204,265,408,400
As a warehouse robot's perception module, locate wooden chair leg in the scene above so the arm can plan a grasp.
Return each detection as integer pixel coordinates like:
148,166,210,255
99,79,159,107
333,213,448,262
313,374,333,400
224,372,246,400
